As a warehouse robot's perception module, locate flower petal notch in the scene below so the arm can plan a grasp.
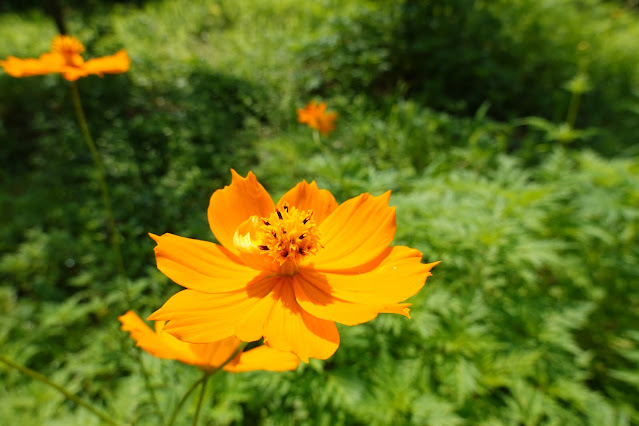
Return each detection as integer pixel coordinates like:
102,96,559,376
297,101,338,136
0,35,129,81
119,311,300,372
150,171,439,362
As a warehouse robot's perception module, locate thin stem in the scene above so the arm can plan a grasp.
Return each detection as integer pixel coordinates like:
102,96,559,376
312,129,333,159
69,81,128,301
192,372,211,426
312,129,321,146
0,355,117,425
69,81,163,421
167,373,209,426
565,91,581,129
133,350,165,423
166,343,247,426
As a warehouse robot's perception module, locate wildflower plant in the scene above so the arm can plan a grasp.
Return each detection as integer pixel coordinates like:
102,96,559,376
149,170,439,362
297,101,338,144
119,311,300,424
0,35,129,81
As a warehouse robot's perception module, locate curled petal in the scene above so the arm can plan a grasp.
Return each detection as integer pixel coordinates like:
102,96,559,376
277,180,338,225
121,310,295,371
150,233,264,293
119,310,199,363
208,170,275,253
225,345,300,372
310,192,396,272
263,282,339,362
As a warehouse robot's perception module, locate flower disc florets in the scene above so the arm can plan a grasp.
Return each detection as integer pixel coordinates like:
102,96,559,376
51,35,85,66
255,203,321,266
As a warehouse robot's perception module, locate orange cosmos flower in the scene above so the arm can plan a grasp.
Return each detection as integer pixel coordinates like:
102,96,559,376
297,101,338,135
0,35,129,81
149,170,439,362
119,311,300,372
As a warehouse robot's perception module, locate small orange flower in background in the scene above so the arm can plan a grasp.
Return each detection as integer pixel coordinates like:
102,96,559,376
119,311,300,372
149,170,439,362
297,101,338,135
0,35,129,81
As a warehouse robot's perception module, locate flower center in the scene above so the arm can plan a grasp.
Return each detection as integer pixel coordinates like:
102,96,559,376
254,203,321,266
51,35,85,66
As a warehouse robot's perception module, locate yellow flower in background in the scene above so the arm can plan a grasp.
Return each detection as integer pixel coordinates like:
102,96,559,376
119,311,300,372
297,101,338,135
149,170,439,362
0,35,129,81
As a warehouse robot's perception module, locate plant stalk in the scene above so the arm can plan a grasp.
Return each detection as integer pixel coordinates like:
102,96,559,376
69,81,128,301
70,81,163,421
167,343,247,426
0,355,118,425
192,372,211,426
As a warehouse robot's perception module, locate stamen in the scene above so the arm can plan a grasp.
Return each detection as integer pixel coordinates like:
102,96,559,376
303,211,313,224
253,204,321,268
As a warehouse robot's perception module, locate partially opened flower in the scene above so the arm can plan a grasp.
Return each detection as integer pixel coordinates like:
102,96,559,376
0,35,129,81
297,101,338,135
149,171,439,362
119,311,300,372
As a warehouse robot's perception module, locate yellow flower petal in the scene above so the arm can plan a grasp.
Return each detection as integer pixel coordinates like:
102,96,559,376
78,50,130,78
292,274,381,325
150,232,264,293
120,311,298,371
292,247,436,324
262,282,339,362
150,275,279,343
224,345,300,372
311,247,438,305
208,170,275,253
277,180,338,225
119,310,201,364
189,337,241,368
0,52,65,77
309,192,396,272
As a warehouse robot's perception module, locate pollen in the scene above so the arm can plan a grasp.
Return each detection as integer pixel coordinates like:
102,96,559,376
254,203,321,266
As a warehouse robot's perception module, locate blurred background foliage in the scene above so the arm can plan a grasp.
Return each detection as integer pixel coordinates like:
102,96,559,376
0,0,638,424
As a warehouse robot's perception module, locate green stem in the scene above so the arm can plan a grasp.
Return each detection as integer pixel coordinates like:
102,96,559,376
69,81,163,421
166,343,247,426
167,373,208,426
312,129,333,159
0,355,118,425
133,350,165,423
192,372,211,426
312,129,321,146
69,81,128,301
566,91,581,129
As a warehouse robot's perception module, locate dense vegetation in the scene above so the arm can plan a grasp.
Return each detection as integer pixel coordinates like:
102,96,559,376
1,0,638,424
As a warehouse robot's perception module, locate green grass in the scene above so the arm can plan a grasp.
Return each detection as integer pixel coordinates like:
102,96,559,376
0,0,638,424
